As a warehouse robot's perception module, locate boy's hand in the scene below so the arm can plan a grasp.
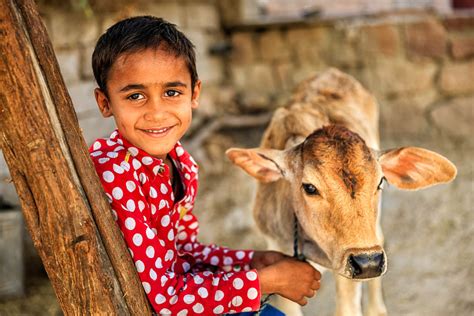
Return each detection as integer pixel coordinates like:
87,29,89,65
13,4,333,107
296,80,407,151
250,250,288,270
258,257,321,306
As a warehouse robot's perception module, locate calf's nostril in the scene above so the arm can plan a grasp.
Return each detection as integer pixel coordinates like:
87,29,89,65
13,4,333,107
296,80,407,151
348,251,385,279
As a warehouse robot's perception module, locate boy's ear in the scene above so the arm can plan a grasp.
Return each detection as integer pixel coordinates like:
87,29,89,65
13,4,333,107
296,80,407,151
94,88,113,117
379,147,457,190
226,148,288,183
191,80,201,109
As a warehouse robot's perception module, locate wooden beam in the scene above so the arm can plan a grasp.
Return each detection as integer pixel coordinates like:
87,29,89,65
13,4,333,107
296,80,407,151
0,0,152,314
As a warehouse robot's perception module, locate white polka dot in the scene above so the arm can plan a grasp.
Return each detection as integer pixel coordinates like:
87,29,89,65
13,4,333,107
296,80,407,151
232,295,243,307
159,308,171,315
139,173,147,184
107,151,118,158
114,145,125,152
146,227,155,239
111,209,117,220
106,140,115,147
132,159,141,170
161,215,170,227
197,287,208,298
176,147,184,157
112,187,123,200
128,248,134,258
110,130,118,138
124,218,136,230
242,307,253,312
142,156,153,165
212,277,220,286
184,173,191,180
91,150,102,157
215,290,224,301
113,164,124,174
149,268,157,280
183,214,193,221
178,231,188,241
128,147,139,156
192,303,204,314
165,249,174,261
93,141,101,150
132,233,143,246
146,246,155,258
126,200,135,212
248,287,258,300
168,229,175,241
211,305,224,314
189,222,198,230
160,183,168,194
102,171,114,183
233,278,244,290
246,271,257,281
236,251,245,260
126,181,136,192
183,294,195,304
151,204,157,215
194,275,204,284
159,200,167,210
138,201,145,212
182,262,191,272
149,187,158,198
142,282,151,294
170,295,178,305
167,287,176,296
161,275,168,286
224,257,233,265
135,260,145,273
177,310,188,316
98,157,109,164
155,294,166,304
210,256,219,265
155,257,163,269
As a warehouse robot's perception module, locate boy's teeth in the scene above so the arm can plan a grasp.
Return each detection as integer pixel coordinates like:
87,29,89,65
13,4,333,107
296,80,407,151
146,128,168,133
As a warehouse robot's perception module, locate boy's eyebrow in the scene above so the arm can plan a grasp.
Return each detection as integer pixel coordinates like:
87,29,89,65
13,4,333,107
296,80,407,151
118,81,187,93
118,84,146,93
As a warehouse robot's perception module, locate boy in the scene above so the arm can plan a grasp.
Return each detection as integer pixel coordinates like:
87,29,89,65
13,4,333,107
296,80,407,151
90,16,320,315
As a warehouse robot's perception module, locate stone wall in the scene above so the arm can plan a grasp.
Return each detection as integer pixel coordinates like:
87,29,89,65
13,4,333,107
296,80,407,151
0,1,473,315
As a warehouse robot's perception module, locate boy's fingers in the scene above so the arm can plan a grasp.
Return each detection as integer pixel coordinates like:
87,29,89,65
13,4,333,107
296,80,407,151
311,279,320,290
313,268,322,280
297,297,308,306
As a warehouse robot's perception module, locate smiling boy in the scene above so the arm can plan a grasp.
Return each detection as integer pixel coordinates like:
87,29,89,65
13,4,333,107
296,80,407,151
89,16,320,315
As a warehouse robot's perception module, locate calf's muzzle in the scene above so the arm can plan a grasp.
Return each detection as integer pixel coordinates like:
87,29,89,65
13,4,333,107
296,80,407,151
347,251,385,279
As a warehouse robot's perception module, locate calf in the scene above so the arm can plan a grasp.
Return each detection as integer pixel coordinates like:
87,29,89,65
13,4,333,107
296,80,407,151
226,69,456,316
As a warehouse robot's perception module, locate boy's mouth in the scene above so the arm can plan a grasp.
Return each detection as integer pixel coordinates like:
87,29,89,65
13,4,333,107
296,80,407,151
139,126,175,137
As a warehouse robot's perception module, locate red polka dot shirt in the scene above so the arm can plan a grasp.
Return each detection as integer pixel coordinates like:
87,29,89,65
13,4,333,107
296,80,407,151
89,130,261,315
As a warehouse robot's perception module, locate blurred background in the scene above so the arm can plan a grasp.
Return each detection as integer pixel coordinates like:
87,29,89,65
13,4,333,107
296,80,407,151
1,0,473,315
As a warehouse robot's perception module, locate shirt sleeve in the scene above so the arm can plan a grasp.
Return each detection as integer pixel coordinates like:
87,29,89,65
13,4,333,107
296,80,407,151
93,158,262,315
177,212,255,269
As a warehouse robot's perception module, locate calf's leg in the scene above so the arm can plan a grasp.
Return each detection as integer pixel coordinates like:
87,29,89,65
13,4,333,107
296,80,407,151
366,277,387,316
335,274,362,316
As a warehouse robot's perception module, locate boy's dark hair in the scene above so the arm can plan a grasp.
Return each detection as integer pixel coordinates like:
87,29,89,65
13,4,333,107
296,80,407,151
92,16,198,95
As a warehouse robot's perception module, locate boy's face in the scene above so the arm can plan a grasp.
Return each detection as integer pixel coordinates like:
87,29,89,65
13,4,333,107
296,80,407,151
94,48,201,160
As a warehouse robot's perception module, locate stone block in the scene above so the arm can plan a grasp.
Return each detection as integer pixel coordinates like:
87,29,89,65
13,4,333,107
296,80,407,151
184,3,220,30
48,9,99,48
326,28,362,68
430,96,474,139
286,27,329,66
362,57,437,99
77,115,117,146
183,30,209,55
439,61,474,95
80,45,95,80
230,32,256,64
146,2,184,26
443,15,474,32
67,81,98,115
359,23,401,58
450,36,474,60
56,49,81,84
257,30,291,62
196,56,224,85
404,19,447,59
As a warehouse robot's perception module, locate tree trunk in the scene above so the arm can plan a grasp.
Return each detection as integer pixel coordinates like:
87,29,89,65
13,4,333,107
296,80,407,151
0,0,152,314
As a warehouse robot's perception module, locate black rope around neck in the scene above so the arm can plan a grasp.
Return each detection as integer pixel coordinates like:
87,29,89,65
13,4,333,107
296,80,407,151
256,213,306,315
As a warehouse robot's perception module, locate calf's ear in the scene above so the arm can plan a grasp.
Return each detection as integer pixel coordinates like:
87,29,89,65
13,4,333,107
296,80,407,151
379,147,457,190
226,148,287,183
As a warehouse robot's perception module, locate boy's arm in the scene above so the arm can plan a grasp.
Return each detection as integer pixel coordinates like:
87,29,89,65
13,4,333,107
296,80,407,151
177,212,254,268
94,159,261,314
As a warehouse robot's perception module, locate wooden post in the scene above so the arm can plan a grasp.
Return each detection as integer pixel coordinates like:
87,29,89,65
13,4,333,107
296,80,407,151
0,0,152,314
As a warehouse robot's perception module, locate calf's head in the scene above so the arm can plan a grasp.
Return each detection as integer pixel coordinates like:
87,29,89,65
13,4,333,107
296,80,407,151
226,125,456,279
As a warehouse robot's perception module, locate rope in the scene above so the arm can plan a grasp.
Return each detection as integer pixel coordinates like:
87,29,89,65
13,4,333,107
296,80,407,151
256,213,305,315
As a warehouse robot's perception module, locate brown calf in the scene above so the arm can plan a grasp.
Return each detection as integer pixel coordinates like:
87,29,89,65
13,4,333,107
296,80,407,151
226,69,456,316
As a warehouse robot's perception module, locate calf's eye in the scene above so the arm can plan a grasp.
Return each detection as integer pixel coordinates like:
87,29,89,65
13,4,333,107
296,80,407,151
377,176,387,191
302,183,319,195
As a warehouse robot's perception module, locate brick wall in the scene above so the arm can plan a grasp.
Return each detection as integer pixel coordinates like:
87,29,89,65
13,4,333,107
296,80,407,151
0,1,473,315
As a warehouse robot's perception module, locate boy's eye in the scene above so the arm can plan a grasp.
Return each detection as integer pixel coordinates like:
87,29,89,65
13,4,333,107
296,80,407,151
165,90,181,97
127,93,144,101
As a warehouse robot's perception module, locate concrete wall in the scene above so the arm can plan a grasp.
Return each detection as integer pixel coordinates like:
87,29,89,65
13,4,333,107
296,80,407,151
0,0,472,315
